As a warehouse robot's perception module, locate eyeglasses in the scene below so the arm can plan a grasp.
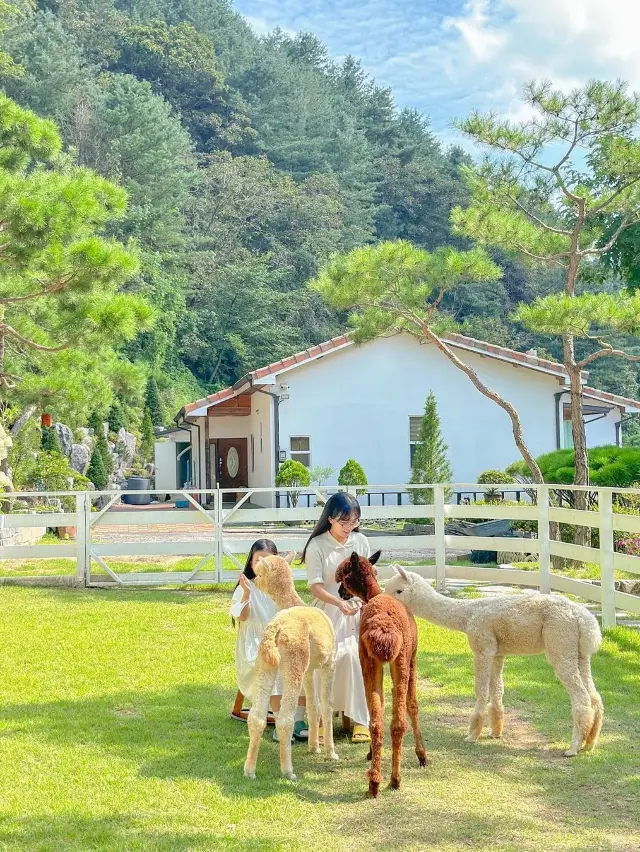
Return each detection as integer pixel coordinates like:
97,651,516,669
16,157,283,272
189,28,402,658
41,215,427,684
334,517,360,530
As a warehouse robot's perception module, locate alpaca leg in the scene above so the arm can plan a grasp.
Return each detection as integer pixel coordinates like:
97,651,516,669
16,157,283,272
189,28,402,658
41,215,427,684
465,652,494,743
362,655,384,798
579,654,604,751
277,654,307,781
319,661,339,762
488,655,505,739
548,655,594,757
389,657,409,790
244,668,276,779
407,654,429,768
303,669,320,754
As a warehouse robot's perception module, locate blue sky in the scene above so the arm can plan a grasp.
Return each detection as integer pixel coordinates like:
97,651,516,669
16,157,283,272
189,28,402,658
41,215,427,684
233,0,640,149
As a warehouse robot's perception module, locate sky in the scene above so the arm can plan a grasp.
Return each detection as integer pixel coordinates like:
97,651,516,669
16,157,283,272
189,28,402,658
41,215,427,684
233,0,640,148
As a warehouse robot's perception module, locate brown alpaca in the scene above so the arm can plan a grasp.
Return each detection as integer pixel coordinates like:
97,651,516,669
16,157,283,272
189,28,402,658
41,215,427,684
243,553,338,782
336,551,429,798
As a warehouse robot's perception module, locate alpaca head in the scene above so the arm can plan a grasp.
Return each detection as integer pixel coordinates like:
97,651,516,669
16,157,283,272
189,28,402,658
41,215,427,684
252,552,296,598
384,565,426,608
335,550,381,602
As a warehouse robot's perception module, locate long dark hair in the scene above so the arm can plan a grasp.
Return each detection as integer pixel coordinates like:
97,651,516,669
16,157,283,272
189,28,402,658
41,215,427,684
232,538,278,626
301,492,361,563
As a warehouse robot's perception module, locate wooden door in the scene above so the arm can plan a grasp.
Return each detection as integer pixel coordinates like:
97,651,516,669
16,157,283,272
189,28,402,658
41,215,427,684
216,438,248,490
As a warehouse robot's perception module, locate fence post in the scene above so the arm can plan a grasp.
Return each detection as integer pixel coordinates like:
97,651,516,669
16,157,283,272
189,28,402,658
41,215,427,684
434,485,446,592
538,485,550,594
599,489,616,629
215,489,226,584
75,493,89,587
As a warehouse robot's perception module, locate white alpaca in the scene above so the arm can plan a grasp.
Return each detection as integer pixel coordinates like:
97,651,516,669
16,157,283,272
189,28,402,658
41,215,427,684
385,568,603,757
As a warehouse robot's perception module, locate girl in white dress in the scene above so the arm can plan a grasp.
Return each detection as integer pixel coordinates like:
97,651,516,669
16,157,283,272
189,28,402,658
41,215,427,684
302,493,371,743
230,539,308,741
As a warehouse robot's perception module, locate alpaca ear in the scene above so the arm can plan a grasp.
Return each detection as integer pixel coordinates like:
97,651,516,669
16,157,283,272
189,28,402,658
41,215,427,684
350,551,360,567
369,550,381,566
283,551,296,565
391,564,410,581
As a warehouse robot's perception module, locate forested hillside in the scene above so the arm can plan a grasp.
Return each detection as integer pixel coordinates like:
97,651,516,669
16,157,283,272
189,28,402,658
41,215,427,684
2,0,639,425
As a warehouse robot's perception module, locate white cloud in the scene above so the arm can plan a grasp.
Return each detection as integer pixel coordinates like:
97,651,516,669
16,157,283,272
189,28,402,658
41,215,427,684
443,0,507,63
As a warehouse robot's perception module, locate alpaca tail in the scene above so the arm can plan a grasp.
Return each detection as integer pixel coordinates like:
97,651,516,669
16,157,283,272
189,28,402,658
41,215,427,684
577,606,602,657
259,619,281,668
364,626,403,662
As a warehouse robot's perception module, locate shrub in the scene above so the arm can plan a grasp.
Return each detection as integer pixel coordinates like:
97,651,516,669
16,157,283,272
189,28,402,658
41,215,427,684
145,377,164,427
140,408,155,461
107,400,127,432
477,469,515,503
509,446,640,489
338,459,368,495
275,459,311,508
87,447,108,491
309,466,334,486
41,426,62,453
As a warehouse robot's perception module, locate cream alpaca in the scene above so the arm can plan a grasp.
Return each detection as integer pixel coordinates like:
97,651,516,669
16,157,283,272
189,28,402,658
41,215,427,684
243,553,338,782
385,568,603,757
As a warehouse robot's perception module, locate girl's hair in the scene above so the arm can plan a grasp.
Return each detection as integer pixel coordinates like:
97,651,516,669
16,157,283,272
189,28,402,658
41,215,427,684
301,492,361,563
232,539,278,627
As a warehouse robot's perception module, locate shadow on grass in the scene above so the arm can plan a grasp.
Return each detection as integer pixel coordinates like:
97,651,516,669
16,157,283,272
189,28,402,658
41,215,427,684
0,812,282,852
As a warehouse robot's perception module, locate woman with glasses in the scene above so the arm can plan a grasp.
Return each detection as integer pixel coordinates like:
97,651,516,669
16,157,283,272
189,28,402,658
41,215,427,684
301,492,371,743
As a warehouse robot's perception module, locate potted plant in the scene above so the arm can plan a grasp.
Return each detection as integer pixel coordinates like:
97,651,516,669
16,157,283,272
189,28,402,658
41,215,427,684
124,461,151,505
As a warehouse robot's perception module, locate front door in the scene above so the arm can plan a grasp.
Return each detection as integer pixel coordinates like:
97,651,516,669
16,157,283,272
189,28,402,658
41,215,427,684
216,438,248,491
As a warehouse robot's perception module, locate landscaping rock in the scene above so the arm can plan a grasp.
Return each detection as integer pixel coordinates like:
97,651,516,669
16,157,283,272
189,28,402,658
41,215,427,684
54,422,73,457
70,443,90,475
119,428,136,465
616,579,640,595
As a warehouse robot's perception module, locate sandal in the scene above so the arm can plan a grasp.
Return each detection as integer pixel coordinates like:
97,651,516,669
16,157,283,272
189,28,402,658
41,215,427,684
351,724,371,743
293,720,309,741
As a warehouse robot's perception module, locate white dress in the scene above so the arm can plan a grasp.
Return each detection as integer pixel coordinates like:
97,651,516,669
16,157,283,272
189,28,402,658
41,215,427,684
305,530,370,727
230,583,284,701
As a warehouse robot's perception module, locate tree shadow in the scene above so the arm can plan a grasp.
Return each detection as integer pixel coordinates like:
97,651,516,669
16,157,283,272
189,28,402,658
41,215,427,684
0,812,282,851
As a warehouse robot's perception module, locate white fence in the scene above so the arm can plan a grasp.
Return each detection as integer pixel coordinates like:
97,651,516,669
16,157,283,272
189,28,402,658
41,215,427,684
1,484,640,628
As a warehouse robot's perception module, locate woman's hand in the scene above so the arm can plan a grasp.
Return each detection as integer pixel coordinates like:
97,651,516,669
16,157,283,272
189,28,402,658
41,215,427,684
239,574,251,599
338,599,360,616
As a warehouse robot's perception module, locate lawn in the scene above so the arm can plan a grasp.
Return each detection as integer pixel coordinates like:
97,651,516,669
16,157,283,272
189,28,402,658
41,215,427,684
0,586,638,852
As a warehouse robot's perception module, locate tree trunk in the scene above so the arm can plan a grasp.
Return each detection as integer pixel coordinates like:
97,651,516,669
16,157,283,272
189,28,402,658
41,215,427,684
423,328,544,483
564,334,591,550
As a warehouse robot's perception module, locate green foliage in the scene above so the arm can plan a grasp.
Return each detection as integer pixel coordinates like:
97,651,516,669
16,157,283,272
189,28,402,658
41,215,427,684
409,391,453,504
41,425,61,453
477,469,515,503
87,411,103,435
5,414,39,489
314,240,502,344
144,377,163,427
86,446,108,490
32,450,73,491
95,429,113,480
309,466,334,486
511,446,640,488
140,407,155,461
0,92,153,431
275,458,311,508
107,400,126,432
338,459,368,495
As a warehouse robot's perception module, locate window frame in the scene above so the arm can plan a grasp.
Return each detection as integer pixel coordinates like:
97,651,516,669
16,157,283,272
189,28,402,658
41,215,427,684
289,435,311,468
409,415,423,465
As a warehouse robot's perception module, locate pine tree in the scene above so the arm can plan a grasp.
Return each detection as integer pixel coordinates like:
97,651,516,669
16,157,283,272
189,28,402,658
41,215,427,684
41,426,62,454
409,391,453,505
88,411,103,435
145,377,164,428
140,407,155,461
94,429,113,480
107,400,126,432
87,446,108,490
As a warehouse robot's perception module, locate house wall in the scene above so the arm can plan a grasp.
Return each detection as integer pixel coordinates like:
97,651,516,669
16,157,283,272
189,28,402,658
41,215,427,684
249,393,274,507
276,334,619,488
586,407,621,447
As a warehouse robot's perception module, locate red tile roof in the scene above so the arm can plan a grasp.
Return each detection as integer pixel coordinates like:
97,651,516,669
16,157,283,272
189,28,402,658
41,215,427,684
178,332,640,417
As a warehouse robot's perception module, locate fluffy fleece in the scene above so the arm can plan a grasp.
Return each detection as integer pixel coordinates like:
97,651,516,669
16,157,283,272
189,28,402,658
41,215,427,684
336,551,429,798
385,567,603,757
243,553,338,782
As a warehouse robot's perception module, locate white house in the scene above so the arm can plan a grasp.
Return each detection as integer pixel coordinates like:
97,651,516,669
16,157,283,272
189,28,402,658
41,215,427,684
156,332,640,505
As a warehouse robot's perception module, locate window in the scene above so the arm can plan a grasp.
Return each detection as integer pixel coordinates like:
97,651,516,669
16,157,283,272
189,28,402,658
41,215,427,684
409,416,422,465
562,407,574,449
290,436,310,467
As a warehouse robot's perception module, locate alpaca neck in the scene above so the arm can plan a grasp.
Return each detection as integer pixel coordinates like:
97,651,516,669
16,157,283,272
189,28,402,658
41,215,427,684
363,575,382,602
413,581,471,632
269,586,305,610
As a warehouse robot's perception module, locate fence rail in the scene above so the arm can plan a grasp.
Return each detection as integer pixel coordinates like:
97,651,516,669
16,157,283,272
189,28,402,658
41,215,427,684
1,484,640,628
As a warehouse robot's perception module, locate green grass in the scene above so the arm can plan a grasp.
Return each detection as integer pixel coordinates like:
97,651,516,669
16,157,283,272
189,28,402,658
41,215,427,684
0,586,638,852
